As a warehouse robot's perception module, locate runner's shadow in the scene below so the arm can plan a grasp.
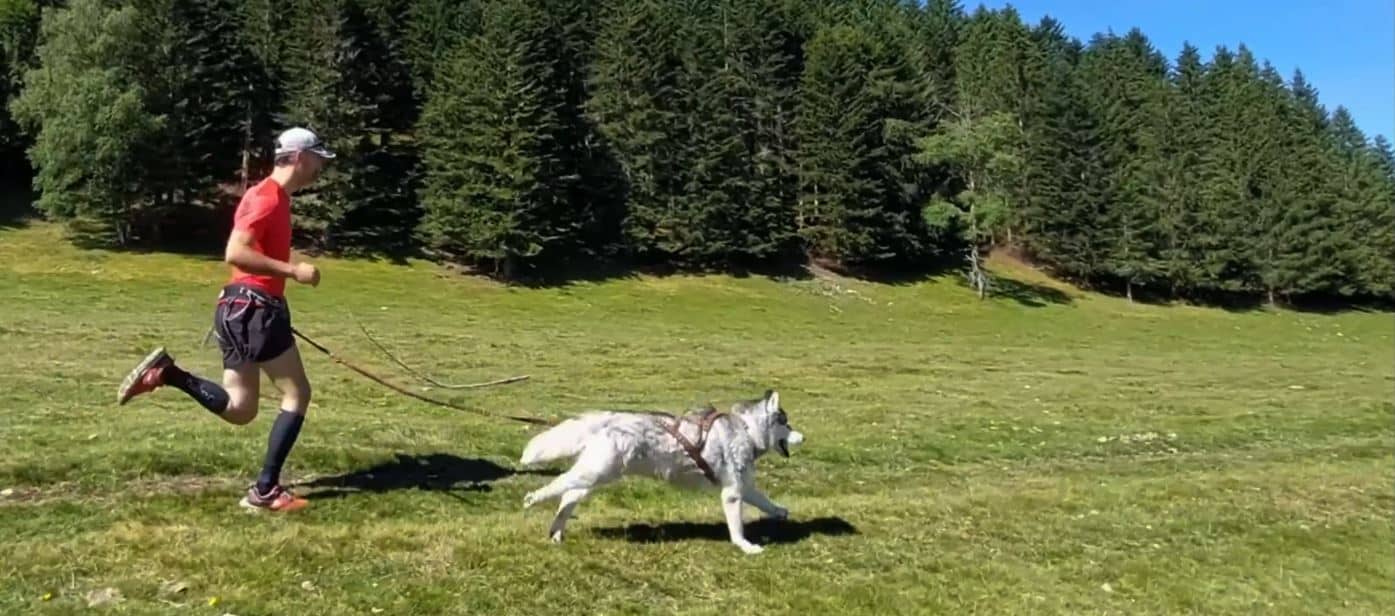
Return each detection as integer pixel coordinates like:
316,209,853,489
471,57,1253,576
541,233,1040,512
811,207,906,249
592,516,858,545
294,453,555,501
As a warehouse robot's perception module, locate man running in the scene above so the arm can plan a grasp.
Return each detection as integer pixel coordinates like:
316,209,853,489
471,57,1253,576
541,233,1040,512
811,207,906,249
116,127,335,513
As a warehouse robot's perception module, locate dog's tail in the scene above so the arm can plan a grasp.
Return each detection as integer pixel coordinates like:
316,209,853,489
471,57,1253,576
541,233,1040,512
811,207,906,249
520,412,619,466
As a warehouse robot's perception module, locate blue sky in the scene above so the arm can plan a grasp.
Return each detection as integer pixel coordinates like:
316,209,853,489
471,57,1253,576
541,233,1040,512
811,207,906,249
975,1,1394,142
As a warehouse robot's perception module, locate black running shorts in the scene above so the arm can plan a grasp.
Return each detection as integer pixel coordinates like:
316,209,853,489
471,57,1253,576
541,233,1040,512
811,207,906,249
213,283,294,369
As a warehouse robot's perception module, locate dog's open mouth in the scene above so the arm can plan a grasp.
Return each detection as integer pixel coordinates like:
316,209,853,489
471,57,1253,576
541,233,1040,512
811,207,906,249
776,439,789,457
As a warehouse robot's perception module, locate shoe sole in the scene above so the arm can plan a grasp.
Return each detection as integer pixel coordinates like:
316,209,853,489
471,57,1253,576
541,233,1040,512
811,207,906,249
238,495,309,513
116,347,169,405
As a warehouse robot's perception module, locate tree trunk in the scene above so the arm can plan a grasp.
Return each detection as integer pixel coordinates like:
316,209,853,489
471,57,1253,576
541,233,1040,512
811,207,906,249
241,93,253,191
967,174,986,299
501,254,518,281
1126,280,1134,303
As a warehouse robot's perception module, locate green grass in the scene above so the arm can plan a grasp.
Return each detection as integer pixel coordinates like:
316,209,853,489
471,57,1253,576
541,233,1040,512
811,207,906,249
1,222,1390,615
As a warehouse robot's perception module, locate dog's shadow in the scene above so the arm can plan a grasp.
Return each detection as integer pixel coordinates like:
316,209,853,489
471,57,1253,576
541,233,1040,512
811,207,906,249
294,452,556,501
592,516,859,546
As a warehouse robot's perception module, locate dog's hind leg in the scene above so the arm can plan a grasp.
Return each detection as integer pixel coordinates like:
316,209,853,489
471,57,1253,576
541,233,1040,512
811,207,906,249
721,484,764,555
523,439,620,510
548,488,590,543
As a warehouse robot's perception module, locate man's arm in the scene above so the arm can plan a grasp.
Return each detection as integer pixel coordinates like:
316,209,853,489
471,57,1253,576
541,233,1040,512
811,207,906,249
225,229,318,285
225,229,293,277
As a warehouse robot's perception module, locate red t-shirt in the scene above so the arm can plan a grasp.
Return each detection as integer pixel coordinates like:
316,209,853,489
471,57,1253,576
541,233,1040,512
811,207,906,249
228,178,292,297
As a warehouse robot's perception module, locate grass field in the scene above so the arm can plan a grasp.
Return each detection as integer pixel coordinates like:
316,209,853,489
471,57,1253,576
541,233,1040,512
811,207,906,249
1,221,1391,615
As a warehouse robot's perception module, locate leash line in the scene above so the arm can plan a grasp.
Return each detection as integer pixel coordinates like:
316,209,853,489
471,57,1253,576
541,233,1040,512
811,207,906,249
348,313,530,390
289,326,555,427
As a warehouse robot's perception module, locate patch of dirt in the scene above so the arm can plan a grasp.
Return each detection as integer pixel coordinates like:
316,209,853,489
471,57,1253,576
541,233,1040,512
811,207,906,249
0,475,251,507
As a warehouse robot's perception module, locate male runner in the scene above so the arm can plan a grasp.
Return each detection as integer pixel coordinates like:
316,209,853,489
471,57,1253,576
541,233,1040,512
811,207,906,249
116,127,334,513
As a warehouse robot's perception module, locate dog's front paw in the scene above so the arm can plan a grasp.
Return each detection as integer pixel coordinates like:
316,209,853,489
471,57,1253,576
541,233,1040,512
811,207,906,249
737,542,765,555
522,491,540,509
549,530,565,544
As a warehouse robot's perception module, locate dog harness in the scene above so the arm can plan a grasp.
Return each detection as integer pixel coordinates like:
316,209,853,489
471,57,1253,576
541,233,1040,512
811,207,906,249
657,407,727,486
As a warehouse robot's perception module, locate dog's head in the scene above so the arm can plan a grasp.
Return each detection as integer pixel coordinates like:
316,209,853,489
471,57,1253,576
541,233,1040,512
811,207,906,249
739,389,804,457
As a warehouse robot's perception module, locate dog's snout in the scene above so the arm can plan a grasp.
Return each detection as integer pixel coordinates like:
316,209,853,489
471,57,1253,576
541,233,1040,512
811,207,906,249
787,430,804,446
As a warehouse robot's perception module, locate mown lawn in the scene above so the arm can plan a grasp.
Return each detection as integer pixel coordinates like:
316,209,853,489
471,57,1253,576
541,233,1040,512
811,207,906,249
1,222,1390,615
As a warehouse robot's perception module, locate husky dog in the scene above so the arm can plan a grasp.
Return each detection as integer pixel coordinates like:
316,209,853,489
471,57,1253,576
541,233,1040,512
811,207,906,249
519,390,803,554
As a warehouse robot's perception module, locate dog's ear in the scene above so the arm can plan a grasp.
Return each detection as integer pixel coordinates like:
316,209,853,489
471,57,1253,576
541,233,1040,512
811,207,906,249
764,390,779,413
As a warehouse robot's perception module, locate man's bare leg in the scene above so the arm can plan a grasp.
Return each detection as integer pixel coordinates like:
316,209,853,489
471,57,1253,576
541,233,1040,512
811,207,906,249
117,347,246,422
218,363,261,425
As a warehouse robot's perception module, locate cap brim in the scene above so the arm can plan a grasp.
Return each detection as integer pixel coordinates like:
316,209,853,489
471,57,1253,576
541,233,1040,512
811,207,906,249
309,147,336,159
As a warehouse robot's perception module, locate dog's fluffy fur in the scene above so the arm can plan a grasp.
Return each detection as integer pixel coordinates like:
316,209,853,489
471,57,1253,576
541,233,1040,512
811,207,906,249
519,390,803,554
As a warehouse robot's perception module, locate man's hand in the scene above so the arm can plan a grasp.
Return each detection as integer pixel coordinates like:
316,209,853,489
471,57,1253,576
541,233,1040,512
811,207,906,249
293,262,320,287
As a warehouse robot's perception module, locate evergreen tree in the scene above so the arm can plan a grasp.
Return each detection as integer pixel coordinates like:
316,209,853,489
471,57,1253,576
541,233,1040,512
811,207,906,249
125,0,262,243
913,0,963,124
279,0,420,253
1018,19,1108,283
0,0,42,168
1193,46,1265,295
1076,30,1169,300
403,0,480,98
794,11,929,267
536,0,613,258
1150,43,1208,296
586,0,691,261
237,0,287,187
1252,67,1348,301
278,0,364,247
4,0,1387,302
666,0,801,266
417,0,570,278
1328,107,1395,298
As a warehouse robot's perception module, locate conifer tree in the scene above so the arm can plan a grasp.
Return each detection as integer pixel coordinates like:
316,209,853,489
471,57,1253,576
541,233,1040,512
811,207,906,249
130,0,261,239
587,0,695,261
1018,19,1108,283
0,0,43,168
1150,43,1208,296
404,0,480,98
794,8,929,267
1193,46,1263,295
1075,30,1169,300
279,0,420,253
666,0,801,266
1329,107,1395,298
417,0,570,278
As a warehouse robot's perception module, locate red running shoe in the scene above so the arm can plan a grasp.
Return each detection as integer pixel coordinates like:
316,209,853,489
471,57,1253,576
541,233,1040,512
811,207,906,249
116,347,172,405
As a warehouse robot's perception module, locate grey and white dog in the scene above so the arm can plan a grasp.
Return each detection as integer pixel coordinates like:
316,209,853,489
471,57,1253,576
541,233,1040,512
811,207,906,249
519,390,804,554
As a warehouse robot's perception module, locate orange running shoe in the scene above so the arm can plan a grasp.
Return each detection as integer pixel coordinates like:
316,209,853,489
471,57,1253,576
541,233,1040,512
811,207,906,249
239,484,309,513
116,347,173,405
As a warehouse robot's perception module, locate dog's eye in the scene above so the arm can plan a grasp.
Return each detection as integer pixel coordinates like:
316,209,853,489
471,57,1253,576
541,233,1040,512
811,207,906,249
775,411,787,426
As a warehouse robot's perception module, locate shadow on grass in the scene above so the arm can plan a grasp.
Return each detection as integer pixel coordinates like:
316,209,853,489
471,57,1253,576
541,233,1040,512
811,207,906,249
986,277,1074,307
1111,285,1393,315
1,174,36,230
592,516,859,546
501,256,821,289
295,453,556,502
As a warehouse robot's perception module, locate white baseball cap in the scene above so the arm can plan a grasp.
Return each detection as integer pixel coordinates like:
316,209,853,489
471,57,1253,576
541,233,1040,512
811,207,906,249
274,127,336,159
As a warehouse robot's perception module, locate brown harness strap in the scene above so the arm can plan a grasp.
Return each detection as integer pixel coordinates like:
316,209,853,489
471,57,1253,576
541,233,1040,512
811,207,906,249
657,406,726,485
